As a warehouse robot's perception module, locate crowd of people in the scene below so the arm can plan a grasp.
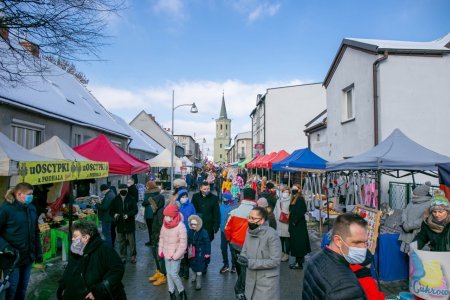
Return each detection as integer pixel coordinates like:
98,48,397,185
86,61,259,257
1,171,449,299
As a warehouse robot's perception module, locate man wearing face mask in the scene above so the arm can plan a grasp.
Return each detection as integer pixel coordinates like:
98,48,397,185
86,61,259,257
237,207,282,300
110,183,138,264
0,183,42,300
192,182,220,242
302,213,368,300
95,184,115,246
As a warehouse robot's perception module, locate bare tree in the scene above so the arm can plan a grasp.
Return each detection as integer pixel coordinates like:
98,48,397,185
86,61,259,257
44,55,89,85
0,0,124,86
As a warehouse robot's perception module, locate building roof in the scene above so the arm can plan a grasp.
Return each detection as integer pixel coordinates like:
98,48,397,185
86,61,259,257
324,33,450,87
110,113,162,155
0,61,129,138
304,109,327,134
218,92,228,119
235,131,252,140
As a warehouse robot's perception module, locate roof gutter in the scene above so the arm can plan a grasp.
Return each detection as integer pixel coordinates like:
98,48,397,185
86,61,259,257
373,51,388,146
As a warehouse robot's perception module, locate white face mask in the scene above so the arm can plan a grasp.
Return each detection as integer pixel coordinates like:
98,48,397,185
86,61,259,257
282,192,290,199
180,197,189,204
339,237,367,264
164,216,173,222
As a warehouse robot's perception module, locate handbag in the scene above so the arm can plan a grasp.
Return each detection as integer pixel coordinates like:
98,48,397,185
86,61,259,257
188,244,196,259
278,202,289,224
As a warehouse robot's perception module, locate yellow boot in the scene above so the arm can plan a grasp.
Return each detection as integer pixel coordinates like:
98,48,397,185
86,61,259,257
153,274,167,286
149,270,161,282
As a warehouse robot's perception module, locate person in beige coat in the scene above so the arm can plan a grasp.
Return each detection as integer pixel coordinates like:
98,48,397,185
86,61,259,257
238,207,282,300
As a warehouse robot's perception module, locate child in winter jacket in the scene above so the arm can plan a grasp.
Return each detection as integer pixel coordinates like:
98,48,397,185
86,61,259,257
159,204,188,300
187,215,211,290
177,189,196,279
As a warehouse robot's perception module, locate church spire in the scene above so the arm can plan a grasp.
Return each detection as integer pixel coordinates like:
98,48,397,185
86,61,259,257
219,91,228,119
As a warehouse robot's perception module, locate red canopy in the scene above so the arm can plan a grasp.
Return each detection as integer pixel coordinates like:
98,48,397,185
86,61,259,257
266,150,290,169
74,134,149,175
247,154,265,169
256,152,277,168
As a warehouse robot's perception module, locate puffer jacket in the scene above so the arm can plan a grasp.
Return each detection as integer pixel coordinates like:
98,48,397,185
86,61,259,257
224,200,256,251
187,215,211,273
302,247,366,300
0,190,42,266
158,221,187,261
398,194,431,252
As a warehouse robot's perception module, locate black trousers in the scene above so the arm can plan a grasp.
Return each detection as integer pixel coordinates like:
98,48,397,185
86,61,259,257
146,218,153,243
232,248,246,295
111,222,117,246
280,237,290,253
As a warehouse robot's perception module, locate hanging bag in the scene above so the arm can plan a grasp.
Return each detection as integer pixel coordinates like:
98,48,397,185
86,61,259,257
278,201,289,224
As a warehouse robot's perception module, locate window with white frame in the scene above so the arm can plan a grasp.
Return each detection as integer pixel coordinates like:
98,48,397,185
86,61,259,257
11,119,44,149
342,84,355,122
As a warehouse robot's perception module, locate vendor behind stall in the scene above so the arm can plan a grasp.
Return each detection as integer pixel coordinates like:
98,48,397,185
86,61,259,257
414,194,450,251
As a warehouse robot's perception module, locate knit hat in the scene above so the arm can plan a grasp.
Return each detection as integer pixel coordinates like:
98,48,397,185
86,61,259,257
173,178,187,188
163,204,179,217
430,195,450,212
266,182,274,189
100,184,109,191
118,183,128,189
222,192,233,202
413,181,431,197
257,197,269,208
177,189,189,202
146,181,158,190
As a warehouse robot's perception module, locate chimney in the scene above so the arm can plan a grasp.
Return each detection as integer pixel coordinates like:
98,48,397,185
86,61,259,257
19,40,40,58
0,26,9,42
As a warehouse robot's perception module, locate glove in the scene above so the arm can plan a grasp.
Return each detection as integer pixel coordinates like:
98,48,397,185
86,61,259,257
56,286,64,300
237,254,248,267
159,252,164,258
204,254,210,264
2,246,16,256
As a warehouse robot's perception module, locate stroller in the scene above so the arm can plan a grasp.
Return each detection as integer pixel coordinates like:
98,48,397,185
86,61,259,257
0,250,20,300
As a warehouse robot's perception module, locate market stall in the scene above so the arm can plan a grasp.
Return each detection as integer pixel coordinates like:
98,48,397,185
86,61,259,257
326,129,450,282
145,149,182,188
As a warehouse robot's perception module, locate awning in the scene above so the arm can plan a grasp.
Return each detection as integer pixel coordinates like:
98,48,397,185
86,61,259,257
272,148,327,172
257,152,277,169
266,150,290,169
74,134,148,175
145,149,183,168
247,154,265,169
238,157,253,168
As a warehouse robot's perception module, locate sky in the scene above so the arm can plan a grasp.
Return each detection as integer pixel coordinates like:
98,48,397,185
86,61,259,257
77,0,450,157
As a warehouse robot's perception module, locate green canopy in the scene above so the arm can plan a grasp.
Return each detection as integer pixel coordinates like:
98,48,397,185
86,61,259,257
238,157,254,168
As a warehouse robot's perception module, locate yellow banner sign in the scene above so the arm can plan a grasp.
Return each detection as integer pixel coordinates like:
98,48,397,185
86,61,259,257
17,161,109,185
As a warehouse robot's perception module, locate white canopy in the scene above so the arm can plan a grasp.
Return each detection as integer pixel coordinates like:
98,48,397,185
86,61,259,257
31,136,90,161
181,156,194,167
0,132,54,176
145,149,182,168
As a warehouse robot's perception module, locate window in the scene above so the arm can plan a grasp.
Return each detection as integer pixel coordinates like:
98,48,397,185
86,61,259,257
220,124,223,130
342,84,355,122
11,119,44,149
316,133,320,142
220,154,222,159
74,134,82,146
220,144,222,149
226,124,227,130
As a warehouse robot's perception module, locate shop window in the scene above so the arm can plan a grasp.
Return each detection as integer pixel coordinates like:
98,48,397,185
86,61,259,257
11,119,44,149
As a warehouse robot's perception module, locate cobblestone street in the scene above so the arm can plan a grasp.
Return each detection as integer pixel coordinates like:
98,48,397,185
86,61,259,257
26,193,408,299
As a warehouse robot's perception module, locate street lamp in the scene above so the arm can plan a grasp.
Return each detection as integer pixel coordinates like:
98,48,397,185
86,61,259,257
171,90,198,190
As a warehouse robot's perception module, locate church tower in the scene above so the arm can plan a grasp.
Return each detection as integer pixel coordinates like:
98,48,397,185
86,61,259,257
214,92,231,163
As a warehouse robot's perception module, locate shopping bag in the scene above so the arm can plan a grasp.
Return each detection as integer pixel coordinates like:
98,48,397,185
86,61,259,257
135,206,146,224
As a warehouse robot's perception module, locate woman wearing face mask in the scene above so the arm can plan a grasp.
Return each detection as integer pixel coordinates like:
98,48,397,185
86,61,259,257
177,190,196,280
288,184,311,269
1,183,42,300
274,187,291,262
57,221,126,300
159,204,188,300
414,194,450,251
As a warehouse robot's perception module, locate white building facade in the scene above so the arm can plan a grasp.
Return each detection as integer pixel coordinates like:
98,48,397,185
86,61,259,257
251,83,326,155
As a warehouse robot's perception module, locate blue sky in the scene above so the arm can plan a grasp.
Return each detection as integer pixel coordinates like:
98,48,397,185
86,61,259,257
80,0,450,156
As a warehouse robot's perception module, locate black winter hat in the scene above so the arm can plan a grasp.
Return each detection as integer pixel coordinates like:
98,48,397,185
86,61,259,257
100,184,109,191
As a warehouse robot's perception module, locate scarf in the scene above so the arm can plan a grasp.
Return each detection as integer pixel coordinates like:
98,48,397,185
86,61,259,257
425,212,450,233
163,212,182,229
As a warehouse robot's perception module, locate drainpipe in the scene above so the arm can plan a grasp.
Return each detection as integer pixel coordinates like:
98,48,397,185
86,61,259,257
373,51,388,146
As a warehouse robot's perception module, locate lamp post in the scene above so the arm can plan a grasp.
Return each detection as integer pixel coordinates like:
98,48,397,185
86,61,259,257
171,90,198,190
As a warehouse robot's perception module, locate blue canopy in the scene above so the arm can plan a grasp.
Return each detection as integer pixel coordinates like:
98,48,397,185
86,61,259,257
272,148,327,171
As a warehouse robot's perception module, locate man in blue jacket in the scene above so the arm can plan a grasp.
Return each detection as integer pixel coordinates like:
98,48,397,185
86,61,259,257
0,182,42,300
96,184,115,246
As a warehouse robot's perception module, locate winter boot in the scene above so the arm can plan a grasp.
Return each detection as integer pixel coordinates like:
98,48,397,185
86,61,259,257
179,290,187,300
169,291,176,300
149,270,161,282
153,274,167,286
195,273,202,290
191,271,197,283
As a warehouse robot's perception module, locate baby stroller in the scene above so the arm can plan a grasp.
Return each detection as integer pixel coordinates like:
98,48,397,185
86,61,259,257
0,250,20,300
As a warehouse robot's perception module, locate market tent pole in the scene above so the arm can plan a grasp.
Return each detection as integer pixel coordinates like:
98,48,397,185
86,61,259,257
68,181,74,240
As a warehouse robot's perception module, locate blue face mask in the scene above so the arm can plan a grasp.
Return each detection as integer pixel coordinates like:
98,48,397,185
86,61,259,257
339,237,367,264
24,194,33,205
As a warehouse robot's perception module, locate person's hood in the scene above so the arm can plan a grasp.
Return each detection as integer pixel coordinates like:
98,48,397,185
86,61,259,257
188,214,203,231
248,221,269,236
146,187,161,194
411,194,432,204
4,189,15,204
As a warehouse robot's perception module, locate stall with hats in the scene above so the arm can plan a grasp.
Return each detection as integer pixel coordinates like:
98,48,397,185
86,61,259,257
324,129,450,298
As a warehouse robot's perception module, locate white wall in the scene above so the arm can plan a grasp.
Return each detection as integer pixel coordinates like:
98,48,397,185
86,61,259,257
325,47,377,161
379,54,450,156
308,127,329,160
265,83,326,154
131,112,172,150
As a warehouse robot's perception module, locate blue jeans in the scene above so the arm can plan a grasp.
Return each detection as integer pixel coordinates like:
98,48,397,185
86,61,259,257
220,231,234,267
101,221,113,246
6,263,32,300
